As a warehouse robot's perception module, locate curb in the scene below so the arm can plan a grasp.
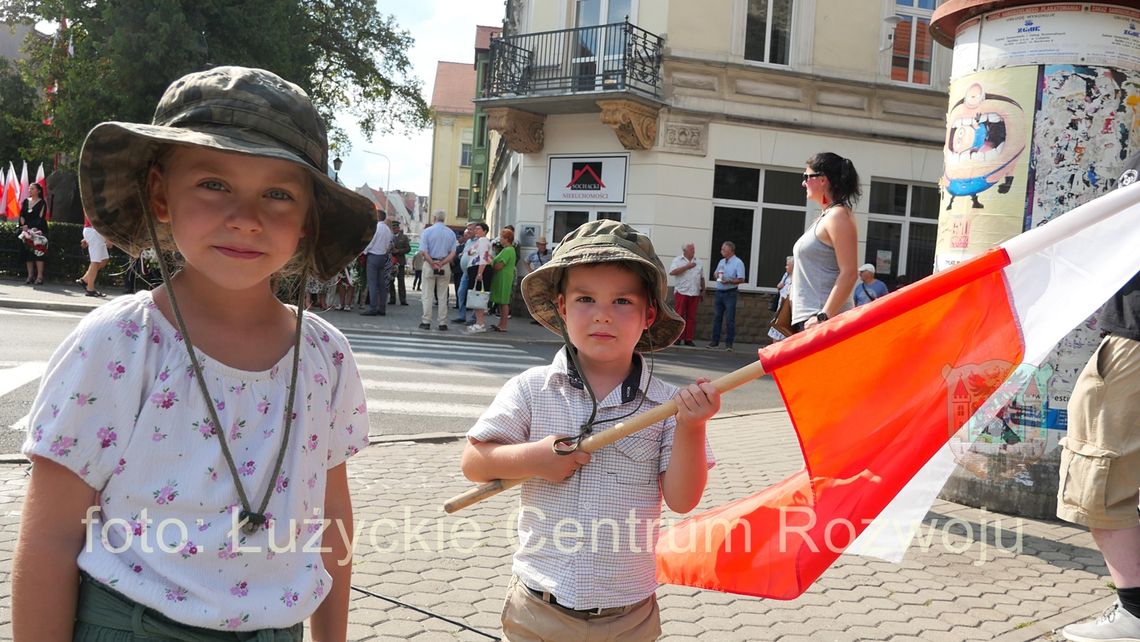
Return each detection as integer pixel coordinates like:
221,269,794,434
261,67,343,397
0,296,102,314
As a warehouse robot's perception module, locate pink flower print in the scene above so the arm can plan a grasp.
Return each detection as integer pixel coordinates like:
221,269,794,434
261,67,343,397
355,401,367,415
238,460,256,477
222,614,249,630
78,463,90,477
307,434,319,451
31,425,43,443
257,397,270,415
129,515,146,537
206,466,218,481
213,397,225,412
230,581,249,597
332,350,344,367
165,587,187,602
194,418,217,439
113,458,127,476
281,588,300,607
320,331,330,343
117,319,141,339
97,426,118,449
229,382,247,395
178,540,199,559
131,564,143,574
274,474,289,494
150,327,161,344
49,435,77,457
197,520,210,532
153,480,179,505
229,419,245,441
262,427,275,438
152,427,167,441
150,389,177,409
106,360,126,380
313,372,327,386
217,538,243,560
174,330,184,342
347,444,360,457
75,344,88,359
307,473,318,490
270,365,280,380
70,392,97,406
158,367,170,382
313,579,325,599
51,404,60,418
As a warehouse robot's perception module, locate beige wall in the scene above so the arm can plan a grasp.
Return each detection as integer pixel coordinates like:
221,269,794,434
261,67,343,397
429,114,474,226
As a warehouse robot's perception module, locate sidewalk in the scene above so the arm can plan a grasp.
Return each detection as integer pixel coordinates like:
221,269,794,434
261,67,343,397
0,410,1113,640
0,276,1110,640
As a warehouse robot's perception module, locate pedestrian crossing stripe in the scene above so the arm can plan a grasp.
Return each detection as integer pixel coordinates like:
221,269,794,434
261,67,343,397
363,380,504,396
0,308,84,319
367,399,487,419
347,341,539,361
355,364,507,380
340,332,516,350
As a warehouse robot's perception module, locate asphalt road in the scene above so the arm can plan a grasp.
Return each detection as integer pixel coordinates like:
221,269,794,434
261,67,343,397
0,307,785,455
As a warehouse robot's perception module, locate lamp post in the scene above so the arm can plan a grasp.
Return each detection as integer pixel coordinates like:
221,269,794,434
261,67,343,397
332,156,342,183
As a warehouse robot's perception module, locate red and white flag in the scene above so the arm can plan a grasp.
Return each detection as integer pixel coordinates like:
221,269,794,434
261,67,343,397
4,163,19,220
35,162,50,220
18,161,29,203
656,182,1140,600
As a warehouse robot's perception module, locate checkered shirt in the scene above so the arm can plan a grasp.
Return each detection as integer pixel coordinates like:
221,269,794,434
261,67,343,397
468,348,716,609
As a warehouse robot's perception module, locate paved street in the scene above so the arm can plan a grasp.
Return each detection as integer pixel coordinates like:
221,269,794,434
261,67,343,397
0,277,1121,640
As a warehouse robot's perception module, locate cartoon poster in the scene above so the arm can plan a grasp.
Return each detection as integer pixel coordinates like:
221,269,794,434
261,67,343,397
935,66,1037,269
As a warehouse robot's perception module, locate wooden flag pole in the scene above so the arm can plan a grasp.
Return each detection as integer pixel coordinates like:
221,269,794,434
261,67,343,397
442,359,768,513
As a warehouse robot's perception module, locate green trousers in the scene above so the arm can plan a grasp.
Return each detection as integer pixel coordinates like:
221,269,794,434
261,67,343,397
74,573,303,642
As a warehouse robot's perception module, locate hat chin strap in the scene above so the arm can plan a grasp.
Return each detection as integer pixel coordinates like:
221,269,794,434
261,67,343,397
139,186,304,535
547,306,656,455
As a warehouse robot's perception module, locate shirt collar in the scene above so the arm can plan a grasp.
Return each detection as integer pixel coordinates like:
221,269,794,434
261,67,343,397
543,347,671,405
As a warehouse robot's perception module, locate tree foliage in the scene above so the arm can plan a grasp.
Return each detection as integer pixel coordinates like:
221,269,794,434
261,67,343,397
1,0,430,165
0,57,39,163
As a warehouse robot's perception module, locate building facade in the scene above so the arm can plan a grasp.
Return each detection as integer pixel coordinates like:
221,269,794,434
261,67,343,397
468,26,502,222
428,61,477,227
481,0,952,342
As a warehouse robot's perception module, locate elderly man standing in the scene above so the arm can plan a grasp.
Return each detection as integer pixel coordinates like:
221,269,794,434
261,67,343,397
708,240,746,351
452,222,478,325
418,210,457,331
361,210,394,317
853,263,888,306
669,242,704,346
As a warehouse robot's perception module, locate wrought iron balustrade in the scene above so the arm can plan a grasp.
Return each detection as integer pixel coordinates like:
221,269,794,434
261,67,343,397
485,20,663,101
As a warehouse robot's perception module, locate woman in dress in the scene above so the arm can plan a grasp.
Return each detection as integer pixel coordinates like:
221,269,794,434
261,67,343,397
489,227,517,333
791,152,860,331
18,183,48,284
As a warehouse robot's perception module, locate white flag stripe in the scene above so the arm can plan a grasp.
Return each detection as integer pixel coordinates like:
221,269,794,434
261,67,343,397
367,399,486,419
0,362,47,398
355,364,509,380
363,379,504,396
340,332,516,350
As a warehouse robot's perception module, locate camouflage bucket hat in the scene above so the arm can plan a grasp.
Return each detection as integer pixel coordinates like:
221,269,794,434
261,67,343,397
521,219,685,352
78,65,376,281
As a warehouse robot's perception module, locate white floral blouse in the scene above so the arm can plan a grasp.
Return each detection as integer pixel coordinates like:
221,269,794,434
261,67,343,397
22,290,370,631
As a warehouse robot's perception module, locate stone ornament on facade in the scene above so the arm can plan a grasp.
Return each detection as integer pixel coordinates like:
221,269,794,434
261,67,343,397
486,107,545,153
662,120,707,156
597,99,660,150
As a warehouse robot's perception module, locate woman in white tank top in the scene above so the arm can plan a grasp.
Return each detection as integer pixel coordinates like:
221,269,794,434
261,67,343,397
790,152,861,330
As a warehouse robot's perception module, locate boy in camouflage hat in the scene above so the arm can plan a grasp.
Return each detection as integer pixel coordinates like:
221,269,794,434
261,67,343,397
461,220,719,641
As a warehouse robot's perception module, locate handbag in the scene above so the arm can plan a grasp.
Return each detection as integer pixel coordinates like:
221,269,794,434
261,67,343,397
767,295,796,341
467,281,490,310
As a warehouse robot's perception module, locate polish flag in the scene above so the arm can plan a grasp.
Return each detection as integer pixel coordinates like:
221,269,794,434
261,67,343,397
656,182,1140,599
18,161,29,203
35,162,49,220
4,163,19,220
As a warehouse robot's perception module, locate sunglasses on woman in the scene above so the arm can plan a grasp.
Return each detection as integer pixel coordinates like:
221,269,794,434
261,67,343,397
802,172,824,181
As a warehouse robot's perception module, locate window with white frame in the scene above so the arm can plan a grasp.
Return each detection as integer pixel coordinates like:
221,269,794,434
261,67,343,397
710,164,807,289
550,209,622,245
890,0,935,85
744,0,793,65
865,180,938,287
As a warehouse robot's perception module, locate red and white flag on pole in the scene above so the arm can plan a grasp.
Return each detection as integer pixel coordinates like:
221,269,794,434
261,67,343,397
4,163,19,220
35,162,50,220
656,182,1140,600
18,161,29,203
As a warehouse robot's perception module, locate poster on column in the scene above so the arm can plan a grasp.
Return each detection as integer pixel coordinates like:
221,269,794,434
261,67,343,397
935,66,1037,270
1029,63,1140,430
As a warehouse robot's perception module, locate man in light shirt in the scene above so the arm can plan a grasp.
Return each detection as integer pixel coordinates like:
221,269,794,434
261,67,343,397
707,241,746,351
361,210,393,316
668,242,704,347
417,210,458,330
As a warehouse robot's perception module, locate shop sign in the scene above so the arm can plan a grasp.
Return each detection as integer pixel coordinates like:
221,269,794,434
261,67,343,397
546,155,627,204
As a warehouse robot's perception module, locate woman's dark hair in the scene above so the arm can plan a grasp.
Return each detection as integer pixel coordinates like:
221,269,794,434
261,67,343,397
807,152,861,208
29,183,43,198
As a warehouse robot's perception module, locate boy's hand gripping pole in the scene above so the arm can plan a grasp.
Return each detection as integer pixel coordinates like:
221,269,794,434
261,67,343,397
442,360,767,513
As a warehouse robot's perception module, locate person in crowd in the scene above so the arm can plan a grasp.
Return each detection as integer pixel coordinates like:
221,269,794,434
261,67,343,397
707,241,745,351
791,152,860,332
411,250,424,291
776,256,793,301
461,220,718,642
452,222,477,324
527,236,552,273
77,214,111,298
18,182,48,285
669,242,704,347
464,222,494,333
418,210,457,331
12,65,369,642
489,227,517,333
388,218,411,306
1056,153,1140,642
361,209,393,316
853,263,888,306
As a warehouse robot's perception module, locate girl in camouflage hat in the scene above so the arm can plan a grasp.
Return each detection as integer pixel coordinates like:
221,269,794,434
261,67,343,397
462,220,720,641
14,66,373,641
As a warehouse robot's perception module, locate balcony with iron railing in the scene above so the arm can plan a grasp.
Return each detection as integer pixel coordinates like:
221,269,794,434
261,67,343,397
480,20,664,113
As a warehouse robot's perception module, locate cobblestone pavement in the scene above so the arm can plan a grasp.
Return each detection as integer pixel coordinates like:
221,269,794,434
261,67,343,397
0,409,1116,641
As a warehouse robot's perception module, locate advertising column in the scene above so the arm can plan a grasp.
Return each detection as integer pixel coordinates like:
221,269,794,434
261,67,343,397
931,1,1140,517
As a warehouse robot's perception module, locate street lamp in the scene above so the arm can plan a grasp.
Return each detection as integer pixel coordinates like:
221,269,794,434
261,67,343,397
361,150,391,197
332,156,342,183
